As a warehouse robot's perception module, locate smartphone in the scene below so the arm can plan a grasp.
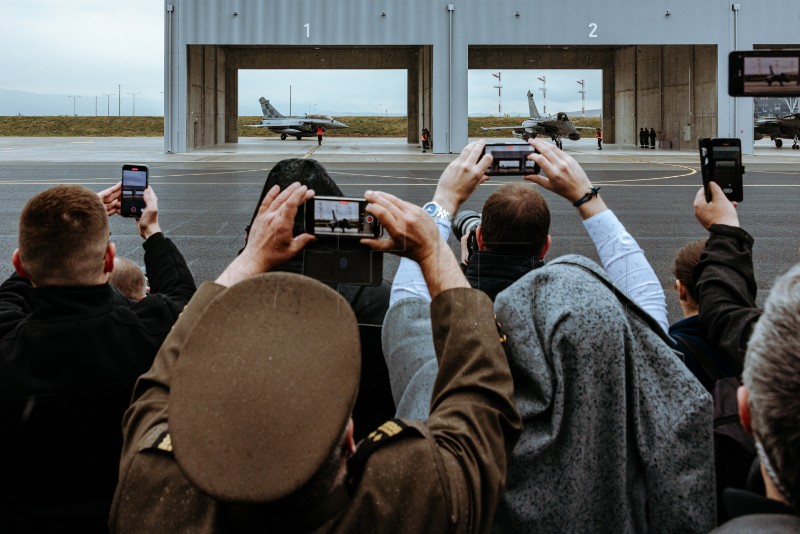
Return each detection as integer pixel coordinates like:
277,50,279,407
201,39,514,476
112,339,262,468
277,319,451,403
305,196,382,238
121,164,149,218
699,138,744,203
481,143,540,175
728,50,800,97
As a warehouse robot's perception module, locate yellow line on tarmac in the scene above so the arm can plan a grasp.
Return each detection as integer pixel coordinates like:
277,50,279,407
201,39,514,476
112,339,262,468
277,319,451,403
303,145,322,158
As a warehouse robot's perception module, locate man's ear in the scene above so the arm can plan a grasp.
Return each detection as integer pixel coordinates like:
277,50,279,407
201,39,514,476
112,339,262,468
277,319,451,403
11,249,29,280
103,242,116,274
676,279,689,301
537,234,552,260
475,226,486,251
738,385,752,434
345,417,356,456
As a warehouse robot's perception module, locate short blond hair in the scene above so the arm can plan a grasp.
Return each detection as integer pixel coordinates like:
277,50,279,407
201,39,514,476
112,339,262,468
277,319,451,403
18,185,109,286
110,258,147,301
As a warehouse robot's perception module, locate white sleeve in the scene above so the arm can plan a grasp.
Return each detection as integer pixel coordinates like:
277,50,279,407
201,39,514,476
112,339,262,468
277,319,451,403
582,209,669,333
389,217,452,307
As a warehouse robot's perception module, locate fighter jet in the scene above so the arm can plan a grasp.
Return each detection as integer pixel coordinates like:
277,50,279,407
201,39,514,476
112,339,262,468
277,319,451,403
248,97,349,140
754,112,800,149
480,90,591,149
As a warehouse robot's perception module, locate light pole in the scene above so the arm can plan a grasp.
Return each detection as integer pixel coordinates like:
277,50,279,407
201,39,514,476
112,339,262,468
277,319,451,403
577,79,586,117
127,92,141,116
491,72,502,115
67,95,80,116
537,75,547,115
101,93,114,116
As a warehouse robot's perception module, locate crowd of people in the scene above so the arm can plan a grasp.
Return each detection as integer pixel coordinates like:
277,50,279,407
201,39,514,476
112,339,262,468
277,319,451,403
1,138,797,533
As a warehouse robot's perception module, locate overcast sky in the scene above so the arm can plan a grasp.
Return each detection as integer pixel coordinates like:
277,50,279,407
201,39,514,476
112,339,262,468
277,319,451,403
1,0,602,117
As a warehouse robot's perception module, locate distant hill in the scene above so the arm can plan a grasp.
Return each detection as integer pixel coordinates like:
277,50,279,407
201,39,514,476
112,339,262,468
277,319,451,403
0,115,601,138
3,87,602,119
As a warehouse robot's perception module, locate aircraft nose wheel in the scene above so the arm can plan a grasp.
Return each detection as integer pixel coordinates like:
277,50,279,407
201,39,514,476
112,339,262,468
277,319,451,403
280,134,287,140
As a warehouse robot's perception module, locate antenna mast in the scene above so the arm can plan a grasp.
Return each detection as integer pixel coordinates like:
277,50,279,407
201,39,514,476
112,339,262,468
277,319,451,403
492,72,502,115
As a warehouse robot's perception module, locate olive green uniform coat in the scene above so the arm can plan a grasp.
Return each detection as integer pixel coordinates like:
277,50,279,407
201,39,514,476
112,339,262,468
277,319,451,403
110,283,521,533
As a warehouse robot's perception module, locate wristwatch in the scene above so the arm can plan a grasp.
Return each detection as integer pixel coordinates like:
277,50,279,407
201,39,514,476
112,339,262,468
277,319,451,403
422,201,452,222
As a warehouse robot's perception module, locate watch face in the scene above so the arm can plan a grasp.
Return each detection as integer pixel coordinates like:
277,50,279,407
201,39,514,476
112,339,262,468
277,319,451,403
423,203,437,216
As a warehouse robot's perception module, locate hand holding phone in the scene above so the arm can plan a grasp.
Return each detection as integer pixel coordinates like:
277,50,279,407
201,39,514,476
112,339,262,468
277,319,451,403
301,196,383,286
481,143,540,175
693,182,740,231
699,138,744,203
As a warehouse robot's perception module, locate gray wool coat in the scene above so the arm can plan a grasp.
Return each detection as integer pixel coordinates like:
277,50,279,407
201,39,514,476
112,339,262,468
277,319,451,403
383,254,716,533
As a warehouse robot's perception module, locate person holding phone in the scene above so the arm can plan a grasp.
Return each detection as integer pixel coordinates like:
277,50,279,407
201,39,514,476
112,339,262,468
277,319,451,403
110,182,521,533
0,182,195,531
692,181,760,374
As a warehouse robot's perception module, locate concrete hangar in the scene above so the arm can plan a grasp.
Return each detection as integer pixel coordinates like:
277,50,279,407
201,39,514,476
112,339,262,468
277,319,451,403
164,0,800,154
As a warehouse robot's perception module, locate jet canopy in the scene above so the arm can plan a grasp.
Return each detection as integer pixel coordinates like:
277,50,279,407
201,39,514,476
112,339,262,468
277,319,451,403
557,112,569,122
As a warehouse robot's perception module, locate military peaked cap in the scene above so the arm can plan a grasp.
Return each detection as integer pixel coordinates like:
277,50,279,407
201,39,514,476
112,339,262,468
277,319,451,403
169,272,361,503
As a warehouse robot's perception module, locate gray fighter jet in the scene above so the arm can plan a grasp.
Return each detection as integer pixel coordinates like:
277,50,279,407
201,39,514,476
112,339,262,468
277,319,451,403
248,97,349,140
754,112,800,149
481,91,591,149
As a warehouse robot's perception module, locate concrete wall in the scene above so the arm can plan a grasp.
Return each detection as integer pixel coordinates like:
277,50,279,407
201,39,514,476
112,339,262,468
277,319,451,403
614,47,637,145
410,46,433,146
187,45,226,149
612,45,716,149
166,0,800,153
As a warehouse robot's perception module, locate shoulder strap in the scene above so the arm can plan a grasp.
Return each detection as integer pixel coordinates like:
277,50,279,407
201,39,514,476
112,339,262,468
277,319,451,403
556,258,674,345
346,419,420,492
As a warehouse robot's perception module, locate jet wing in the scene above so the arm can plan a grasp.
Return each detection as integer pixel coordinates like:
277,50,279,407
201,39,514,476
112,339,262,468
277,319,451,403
481,124,547,135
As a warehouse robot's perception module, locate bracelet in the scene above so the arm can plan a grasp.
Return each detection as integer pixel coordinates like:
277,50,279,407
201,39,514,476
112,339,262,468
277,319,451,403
572,187,601,207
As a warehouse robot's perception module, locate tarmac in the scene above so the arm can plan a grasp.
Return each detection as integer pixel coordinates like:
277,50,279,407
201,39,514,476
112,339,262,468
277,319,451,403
0,136,797,164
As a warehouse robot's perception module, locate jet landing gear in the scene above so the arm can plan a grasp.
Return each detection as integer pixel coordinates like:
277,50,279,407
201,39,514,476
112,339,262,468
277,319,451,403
773,137,782,148
551,136,563,150
280,134,287,140
793,136,800,150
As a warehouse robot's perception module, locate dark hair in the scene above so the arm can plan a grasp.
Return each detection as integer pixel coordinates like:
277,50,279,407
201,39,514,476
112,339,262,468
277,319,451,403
672,239,706,300
241,159,343,254
18,185,109,286
480,184,550,257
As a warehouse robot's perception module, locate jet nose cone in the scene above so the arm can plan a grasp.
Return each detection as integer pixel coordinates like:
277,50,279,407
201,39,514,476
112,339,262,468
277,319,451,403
334,120,349,129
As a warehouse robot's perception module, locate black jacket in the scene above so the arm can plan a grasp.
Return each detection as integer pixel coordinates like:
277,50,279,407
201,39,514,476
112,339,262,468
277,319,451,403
465,250,542,302
0,232,195,533
693,224,761,375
